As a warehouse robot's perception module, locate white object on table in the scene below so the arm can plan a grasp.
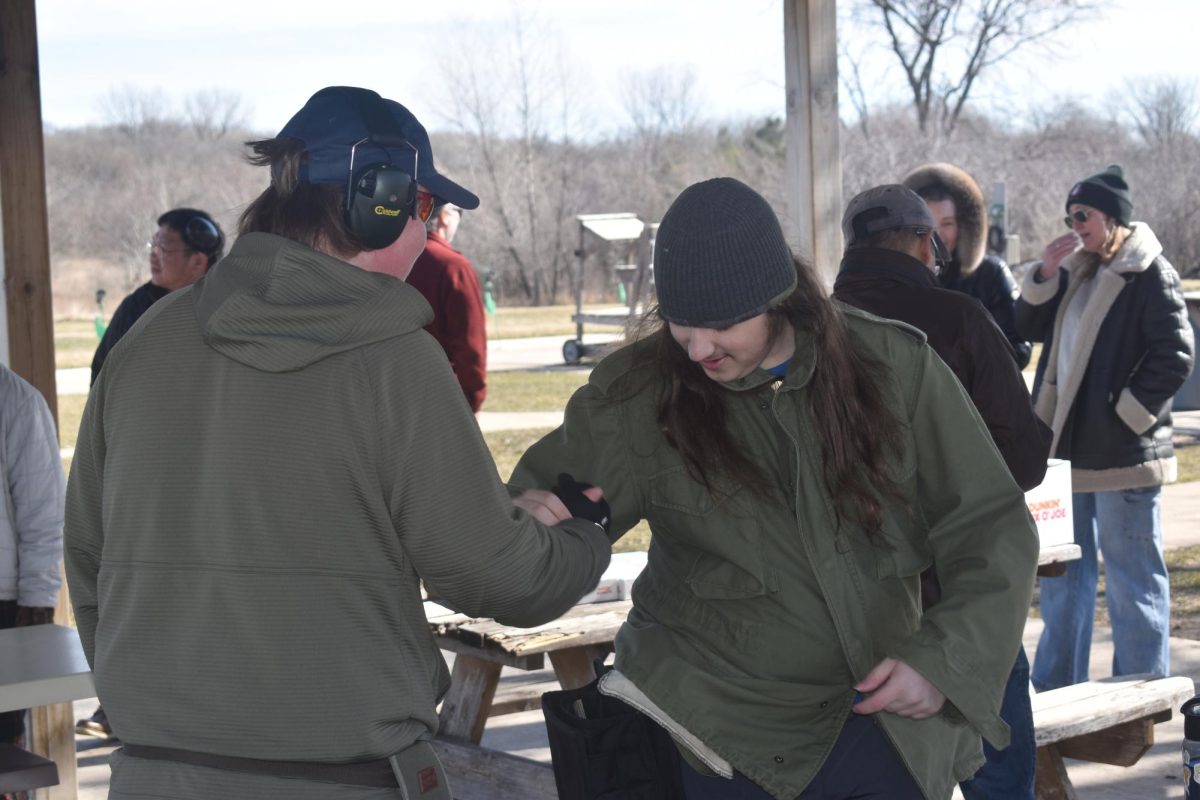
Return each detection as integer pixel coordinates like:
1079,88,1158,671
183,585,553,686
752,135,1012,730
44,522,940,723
578,551,648,605
0,624,94,713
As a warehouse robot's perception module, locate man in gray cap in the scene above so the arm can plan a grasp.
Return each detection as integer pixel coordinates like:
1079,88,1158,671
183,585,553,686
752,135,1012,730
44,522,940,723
834,184,1051,800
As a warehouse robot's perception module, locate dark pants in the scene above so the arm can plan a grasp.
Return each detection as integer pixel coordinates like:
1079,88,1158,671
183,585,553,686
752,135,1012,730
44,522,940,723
960,647,1035,800
680,714,923,799
0,601,24,741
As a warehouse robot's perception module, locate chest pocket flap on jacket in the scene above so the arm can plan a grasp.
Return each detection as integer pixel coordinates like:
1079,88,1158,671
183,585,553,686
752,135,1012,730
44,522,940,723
874,509,932,579
649,466,779,600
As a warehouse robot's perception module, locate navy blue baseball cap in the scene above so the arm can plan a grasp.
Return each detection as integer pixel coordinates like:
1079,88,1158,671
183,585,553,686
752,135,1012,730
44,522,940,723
277,86,480,210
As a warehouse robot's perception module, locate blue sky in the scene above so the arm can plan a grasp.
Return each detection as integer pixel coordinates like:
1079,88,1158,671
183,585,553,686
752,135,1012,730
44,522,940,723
33,0,1197,135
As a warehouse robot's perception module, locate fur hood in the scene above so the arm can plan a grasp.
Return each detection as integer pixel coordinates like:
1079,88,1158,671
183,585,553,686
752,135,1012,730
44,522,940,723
903,163,988,276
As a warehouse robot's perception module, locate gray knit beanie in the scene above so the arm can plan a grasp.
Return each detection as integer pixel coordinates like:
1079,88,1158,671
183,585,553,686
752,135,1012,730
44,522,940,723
654,178,797,328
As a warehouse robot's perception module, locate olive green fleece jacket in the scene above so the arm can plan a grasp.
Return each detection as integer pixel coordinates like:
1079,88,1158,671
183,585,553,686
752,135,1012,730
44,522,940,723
510,307,1039,800
64,233,610,799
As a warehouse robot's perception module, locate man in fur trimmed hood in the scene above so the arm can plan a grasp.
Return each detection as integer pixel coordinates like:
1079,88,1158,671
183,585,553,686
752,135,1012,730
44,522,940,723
903,163,1032,369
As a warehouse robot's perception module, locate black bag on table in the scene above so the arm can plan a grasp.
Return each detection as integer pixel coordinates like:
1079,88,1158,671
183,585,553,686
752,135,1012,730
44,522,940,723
541,676,685,800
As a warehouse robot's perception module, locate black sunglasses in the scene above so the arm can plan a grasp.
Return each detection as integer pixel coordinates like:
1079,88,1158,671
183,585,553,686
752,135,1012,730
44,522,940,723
181,216,222,254
1063,209,1091,228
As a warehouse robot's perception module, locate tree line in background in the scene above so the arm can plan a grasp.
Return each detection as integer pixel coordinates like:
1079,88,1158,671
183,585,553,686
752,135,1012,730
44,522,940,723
44,3,1199,316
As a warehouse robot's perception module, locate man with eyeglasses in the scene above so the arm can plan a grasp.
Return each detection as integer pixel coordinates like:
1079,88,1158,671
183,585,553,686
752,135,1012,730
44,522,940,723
88,208,225,386
407,200,488,412
833,184,1051,800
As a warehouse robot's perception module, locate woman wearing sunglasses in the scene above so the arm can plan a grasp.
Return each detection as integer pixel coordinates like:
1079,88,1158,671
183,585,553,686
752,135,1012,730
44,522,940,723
512,178,1039,799
1018,165,1194,692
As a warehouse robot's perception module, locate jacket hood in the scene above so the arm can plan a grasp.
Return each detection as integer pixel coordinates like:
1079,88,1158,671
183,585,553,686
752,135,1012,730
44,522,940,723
1063,222,1162,277
192,232,433,373
902,163,987,276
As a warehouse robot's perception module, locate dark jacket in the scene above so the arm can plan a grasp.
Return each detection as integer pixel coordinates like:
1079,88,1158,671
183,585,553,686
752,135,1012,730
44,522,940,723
90,281,170,385
939,255,1031,369
406,231,488,411
903,163,1032,369
1016,222,1194,492
834,247,1051,492
510,309,1039,800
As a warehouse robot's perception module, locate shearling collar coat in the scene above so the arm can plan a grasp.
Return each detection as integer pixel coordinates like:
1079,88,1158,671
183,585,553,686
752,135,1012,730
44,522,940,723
1016,222,1195,491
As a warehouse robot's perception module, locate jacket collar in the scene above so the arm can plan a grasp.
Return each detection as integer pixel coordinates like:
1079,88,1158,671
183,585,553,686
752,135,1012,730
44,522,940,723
1063,222,1162,277
835,247,939,291
718,323,817,394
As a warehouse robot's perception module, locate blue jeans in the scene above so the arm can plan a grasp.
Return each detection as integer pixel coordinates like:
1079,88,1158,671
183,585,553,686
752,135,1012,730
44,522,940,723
680,714,922,799
1032,487,1170,690
960,647,1035,800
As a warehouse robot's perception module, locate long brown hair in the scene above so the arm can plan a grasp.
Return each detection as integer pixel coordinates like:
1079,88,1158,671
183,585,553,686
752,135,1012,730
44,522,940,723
630,255,907,537
238,137,364,258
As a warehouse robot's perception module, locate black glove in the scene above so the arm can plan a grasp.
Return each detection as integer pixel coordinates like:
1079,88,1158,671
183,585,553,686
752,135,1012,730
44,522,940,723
16,606,55,626
552,472,611,536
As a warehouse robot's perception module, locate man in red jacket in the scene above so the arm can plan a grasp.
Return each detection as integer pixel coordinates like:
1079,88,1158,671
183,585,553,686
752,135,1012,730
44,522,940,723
406,202,488,411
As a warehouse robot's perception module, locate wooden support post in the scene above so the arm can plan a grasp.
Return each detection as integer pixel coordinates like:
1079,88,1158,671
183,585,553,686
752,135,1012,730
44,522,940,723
1035,744,1080,800
2,9,73,798
0,0,59,410
547,644,610,691
438,655,502,745
783,0,842,287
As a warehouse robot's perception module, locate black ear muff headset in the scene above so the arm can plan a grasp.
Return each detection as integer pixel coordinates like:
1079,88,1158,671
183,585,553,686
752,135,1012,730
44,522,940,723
344,136,420,250
341,90,424,251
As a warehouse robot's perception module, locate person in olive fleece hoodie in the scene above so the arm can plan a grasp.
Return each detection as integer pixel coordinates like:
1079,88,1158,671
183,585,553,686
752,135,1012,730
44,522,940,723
64,87,611,800
510,178,1039,800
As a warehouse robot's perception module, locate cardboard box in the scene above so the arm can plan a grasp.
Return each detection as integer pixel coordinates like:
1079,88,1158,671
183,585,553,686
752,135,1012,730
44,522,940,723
577,551,647,605
1024,459,1074,548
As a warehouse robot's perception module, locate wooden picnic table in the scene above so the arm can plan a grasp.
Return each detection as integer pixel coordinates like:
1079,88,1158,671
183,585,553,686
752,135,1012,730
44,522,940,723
427,537,1082,745
427,599,631,744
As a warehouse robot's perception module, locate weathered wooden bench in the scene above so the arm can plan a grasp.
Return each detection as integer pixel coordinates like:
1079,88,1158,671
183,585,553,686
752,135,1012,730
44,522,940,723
1032,674,1194,799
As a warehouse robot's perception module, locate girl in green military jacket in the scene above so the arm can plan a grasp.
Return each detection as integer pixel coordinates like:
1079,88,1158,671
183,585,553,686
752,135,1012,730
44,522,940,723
511,178,1039,800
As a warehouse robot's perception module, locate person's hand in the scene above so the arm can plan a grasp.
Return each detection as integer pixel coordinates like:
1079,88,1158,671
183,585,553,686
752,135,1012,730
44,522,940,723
513,485,605,526
15,606,55,626
852,658,945,719
1040,233,1081,280
552,473,610,535
513,489,573,525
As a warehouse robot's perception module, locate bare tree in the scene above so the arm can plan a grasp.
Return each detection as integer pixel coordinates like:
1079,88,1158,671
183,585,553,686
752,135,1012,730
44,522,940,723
1124,76,1199,148
621,66,701,142
860,0,1098,135
97,85,171,137
435,6,593,305
183,89,251,140
839,41,874,139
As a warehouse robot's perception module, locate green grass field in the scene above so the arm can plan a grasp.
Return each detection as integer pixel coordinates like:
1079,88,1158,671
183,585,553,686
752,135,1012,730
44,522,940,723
483,370,588,412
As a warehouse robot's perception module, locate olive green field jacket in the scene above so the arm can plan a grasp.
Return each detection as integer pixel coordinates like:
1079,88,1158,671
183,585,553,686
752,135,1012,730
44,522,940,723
510,306,1039,800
